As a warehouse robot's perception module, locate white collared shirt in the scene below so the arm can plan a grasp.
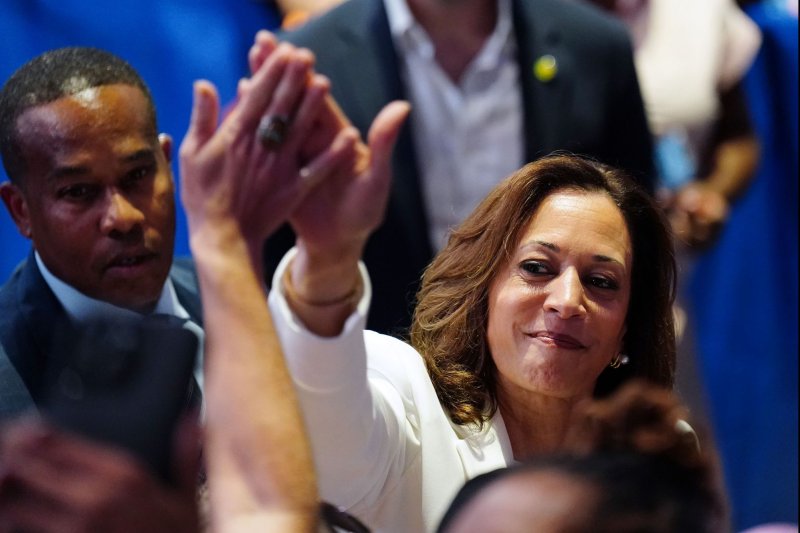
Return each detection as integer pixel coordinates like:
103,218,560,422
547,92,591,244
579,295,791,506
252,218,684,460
35,252,205,402
384,0,524,251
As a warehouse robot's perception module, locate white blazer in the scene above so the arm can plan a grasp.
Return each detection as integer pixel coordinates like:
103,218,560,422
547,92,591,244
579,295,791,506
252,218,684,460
269,250,515,532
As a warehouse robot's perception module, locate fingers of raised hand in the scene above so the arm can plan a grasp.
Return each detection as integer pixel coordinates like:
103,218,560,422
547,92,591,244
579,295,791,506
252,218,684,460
234,43,295,135
255,48,315,151
364,100,411,191
368,101,411,159
181,81,220,158
249,30,278,75
283,73,330,156
298,126,360,189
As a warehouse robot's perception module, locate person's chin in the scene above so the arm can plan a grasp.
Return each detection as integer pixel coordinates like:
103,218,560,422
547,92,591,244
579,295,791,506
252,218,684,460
101,264,169,311
106,287,163,313
103,252,164,280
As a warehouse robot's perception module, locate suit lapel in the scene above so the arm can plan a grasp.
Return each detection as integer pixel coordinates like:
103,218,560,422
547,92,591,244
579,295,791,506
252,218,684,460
0,253,65,419
328,0,406,126
454,410,515,478
0,356,34,421
169,259,203,327
330,0,433,259
513,0,573,162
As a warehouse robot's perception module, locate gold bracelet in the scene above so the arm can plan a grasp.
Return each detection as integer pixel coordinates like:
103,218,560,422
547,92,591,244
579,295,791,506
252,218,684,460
282,267,361,308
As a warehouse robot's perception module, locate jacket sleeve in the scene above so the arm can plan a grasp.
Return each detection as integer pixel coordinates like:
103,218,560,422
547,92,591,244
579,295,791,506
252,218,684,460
267,248,421,510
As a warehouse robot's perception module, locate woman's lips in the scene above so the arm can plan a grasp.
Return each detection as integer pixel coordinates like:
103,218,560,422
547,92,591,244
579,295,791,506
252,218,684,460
530,331,586,349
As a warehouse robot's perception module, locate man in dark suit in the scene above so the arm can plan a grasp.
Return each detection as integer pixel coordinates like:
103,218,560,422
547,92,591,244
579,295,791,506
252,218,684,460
0,47,205,532
0,48,202,422
268,0,655,335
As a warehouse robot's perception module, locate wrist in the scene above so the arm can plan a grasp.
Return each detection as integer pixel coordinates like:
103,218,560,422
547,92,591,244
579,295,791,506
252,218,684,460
284,267,361,307
189,220,266,285
291,239,363,303
189,219,248,263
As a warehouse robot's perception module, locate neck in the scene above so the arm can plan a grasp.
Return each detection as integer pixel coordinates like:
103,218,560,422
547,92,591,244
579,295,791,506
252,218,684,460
497,388,588,460
406,0,498,82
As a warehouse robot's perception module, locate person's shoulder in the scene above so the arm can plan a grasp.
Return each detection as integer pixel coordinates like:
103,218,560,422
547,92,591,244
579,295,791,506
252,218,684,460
0,258,32,313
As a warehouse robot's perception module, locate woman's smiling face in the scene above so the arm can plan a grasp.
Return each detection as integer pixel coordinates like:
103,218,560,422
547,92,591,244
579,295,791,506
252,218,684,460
486,189,632,402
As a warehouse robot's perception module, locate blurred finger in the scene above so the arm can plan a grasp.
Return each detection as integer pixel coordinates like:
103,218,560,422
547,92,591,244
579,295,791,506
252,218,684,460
283,73,330,155
258,49,315,148
367,100,411,178
236,77,250,102
248,30,278,75
8,423,142,479
234,43,293,132
183,81,219,155
0,442,84,520
299,127,359,188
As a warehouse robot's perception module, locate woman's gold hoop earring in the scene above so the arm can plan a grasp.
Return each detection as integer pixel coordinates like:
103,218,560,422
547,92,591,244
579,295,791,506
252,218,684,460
609,353,630,369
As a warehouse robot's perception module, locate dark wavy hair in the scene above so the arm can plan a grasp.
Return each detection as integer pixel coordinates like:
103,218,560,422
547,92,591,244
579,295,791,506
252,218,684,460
0,47,156,185
411,154,676,427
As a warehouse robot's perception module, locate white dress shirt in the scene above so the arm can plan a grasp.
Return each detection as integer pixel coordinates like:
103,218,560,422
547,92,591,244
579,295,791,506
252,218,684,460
384,0,524,251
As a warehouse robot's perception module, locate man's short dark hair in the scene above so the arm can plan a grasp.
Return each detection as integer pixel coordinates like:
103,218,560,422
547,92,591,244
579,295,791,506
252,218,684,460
0,47,157,185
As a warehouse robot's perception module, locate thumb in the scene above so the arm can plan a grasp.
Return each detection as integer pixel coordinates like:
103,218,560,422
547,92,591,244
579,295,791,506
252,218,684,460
367,101,411,178
183,80,220,154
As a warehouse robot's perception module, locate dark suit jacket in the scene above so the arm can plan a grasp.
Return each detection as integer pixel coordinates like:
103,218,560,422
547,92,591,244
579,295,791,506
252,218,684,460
268,0,655,334
0,252,202,422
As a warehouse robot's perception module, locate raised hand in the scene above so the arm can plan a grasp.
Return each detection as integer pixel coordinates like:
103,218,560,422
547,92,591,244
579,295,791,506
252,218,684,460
179,41,357,271
247,30,360,169
246,30,410,335
284,101,409,336
291,101,410,266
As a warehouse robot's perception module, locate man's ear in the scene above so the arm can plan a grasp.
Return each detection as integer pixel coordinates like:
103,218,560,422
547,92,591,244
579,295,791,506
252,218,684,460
0,182,32,239
159,133,173,163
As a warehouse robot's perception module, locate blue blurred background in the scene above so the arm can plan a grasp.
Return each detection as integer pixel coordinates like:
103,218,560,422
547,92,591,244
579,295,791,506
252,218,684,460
0,1,796,529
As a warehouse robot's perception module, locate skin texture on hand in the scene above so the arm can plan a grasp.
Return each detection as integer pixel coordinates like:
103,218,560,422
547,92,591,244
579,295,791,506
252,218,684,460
286,100,410,337
665,182,730,248
0,418,199,533
662,133,758,249
180,40,359,275
247,31,411,336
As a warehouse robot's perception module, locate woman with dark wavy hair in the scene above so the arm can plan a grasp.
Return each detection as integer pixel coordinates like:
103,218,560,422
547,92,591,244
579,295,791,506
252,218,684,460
412,153,676,429
268,154,677,532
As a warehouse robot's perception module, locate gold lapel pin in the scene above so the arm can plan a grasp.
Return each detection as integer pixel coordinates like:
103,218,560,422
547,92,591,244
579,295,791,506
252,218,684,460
533,54,558,83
